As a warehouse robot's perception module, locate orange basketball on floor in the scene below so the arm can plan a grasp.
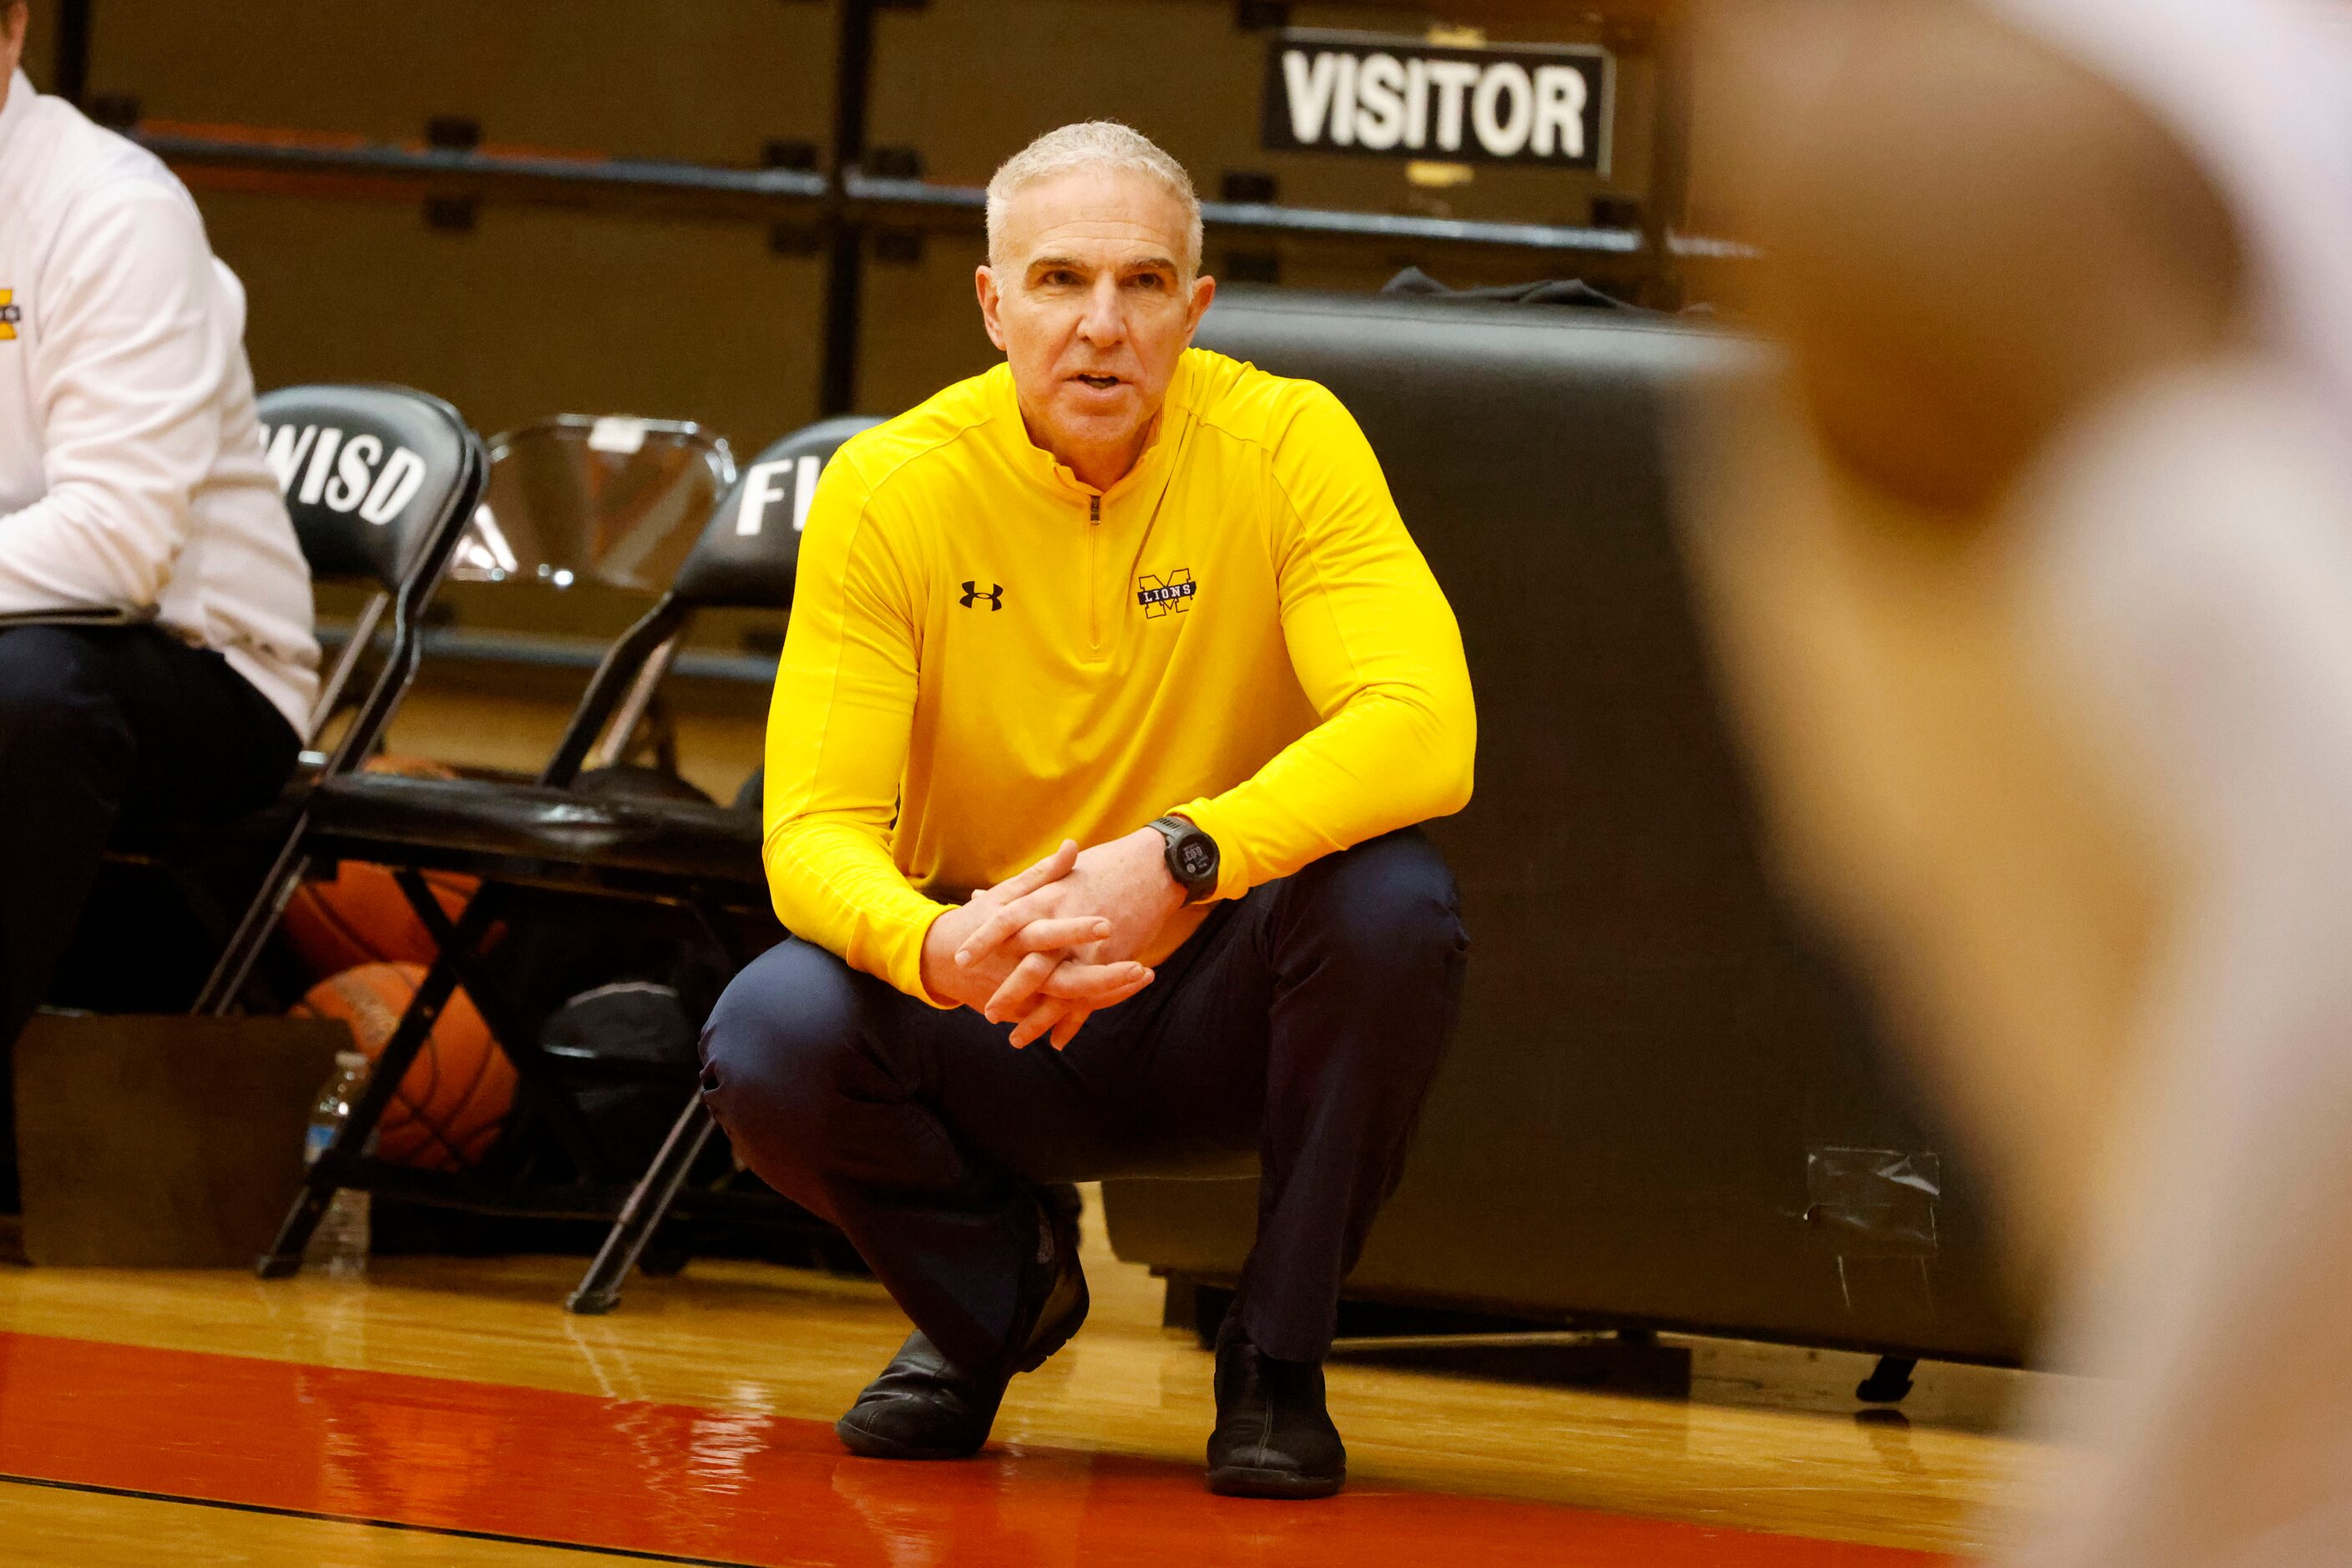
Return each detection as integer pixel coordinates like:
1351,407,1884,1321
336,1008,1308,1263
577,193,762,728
292,963,514,1172
281,862,478,979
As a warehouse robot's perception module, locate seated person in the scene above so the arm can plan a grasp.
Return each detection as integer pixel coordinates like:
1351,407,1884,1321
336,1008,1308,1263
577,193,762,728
700,121,1475,1499
0,5,318,1209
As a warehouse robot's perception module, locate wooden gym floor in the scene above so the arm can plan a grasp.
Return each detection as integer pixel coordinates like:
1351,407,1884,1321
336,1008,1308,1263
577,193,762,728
0,1186,2050,1566
0,689,2053,1561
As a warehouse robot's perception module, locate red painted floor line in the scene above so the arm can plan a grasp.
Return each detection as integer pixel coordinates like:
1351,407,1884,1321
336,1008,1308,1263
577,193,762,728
0,1331,1949,1566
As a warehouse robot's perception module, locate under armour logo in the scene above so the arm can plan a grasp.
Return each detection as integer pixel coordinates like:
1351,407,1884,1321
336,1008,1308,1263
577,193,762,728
959,581,1004,611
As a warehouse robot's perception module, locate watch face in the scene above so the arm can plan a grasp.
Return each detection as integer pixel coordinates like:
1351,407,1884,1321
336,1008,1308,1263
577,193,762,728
1176,840,1216,881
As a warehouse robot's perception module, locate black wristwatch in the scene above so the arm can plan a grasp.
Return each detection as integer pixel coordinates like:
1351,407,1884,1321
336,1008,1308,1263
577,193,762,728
1147,816,1221,903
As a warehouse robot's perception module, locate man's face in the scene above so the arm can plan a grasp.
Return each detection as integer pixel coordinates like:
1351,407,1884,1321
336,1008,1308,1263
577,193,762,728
977,166,1215,469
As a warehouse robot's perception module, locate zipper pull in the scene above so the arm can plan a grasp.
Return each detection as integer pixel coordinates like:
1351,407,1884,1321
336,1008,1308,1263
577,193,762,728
1090,496,1101,524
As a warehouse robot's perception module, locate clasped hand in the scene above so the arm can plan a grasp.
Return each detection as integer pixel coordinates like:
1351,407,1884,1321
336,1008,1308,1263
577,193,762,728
918,830,1185,1050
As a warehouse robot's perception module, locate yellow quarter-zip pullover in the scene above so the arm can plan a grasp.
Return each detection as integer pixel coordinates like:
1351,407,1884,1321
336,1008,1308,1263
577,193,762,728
763,346,1475,1002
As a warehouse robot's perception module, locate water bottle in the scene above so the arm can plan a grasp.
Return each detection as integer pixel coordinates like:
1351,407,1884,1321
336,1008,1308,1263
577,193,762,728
302,1051,372,1279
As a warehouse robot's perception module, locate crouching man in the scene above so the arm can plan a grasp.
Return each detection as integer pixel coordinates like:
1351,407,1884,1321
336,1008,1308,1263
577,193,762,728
700,121,1474,1499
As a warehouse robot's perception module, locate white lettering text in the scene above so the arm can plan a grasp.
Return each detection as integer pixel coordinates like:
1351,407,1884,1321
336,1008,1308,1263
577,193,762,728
1282,50,1342,144
360,448,427,524
1425,61,1481,153
1355,53,1408,150
325,433,382,513
1533,65,1589,158
1472,63,1535,157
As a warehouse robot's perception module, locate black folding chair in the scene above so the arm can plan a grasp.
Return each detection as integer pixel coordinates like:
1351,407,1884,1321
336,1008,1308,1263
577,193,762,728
452,414,737,781
228,416,883,1292
465,414,738,594
154,384,488,1014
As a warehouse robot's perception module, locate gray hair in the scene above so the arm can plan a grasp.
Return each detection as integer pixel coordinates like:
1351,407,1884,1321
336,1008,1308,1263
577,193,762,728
985,121,1203,275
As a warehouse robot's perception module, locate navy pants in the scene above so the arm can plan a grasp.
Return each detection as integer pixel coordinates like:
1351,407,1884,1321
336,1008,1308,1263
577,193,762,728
0,625,301,1205
700,828,1467,1373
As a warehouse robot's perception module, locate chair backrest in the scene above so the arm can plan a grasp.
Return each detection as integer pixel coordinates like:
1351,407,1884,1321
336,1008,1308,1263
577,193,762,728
671,417,883,610
458,416,736,593
537,417,880,787
257,383,486,754
257,384,483,595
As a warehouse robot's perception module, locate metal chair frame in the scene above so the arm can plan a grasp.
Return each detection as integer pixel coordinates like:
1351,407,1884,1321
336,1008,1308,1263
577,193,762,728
104,383,490,1013
232,417,882,1308
190,393,488,1014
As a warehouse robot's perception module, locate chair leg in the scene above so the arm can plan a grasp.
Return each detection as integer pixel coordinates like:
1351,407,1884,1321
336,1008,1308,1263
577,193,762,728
1857,1354,1918,1404
255,1154,349,1280
195,832,311,1017
391,870,615,1182
566,1096,717,1316
255,901,500,1277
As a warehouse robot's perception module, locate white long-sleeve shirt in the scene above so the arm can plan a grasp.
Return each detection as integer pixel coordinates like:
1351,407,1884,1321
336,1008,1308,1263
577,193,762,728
0,69,316,734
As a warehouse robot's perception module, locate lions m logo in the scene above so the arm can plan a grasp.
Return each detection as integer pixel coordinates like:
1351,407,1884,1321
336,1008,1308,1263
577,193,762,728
1136,569,1197,619
0,291,20,341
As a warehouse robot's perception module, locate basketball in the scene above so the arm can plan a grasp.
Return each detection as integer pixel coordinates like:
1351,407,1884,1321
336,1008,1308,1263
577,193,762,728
362,752,462,780
281,862,478,979
292,962,514,1171
279,755,478,979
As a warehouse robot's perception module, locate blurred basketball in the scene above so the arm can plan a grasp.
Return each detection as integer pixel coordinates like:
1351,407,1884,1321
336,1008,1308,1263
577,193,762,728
279,754,478,979
364,753,460,780
281,862,478,979
292,963,514,1171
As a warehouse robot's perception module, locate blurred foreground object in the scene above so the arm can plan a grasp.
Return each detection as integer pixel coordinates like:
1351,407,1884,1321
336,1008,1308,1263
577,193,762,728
1685,0,2352,1564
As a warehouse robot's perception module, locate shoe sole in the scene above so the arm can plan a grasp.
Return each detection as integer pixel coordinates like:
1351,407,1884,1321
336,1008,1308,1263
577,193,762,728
832,1414,986,1462
1204,1464,1347,1500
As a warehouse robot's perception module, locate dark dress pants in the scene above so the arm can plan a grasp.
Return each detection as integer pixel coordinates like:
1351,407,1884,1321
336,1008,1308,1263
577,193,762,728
699,827,1468,1374
0,625,303,1206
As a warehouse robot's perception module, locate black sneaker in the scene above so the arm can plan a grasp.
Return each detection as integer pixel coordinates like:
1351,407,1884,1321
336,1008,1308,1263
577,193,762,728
835,1187,1089,1459
1205,1309,1347,1499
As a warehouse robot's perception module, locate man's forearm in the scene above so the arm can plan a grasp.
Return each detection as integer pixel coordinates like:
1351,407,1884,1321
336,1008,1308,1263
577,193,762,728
765,818,954,1006
1176,683,1474,902
0,486,190,614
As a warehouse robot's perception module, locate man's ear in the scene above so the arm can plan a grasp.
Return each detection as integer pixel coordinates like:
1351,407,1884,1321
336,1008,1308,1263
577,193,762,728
1185,273,1217,340
975,265,1009,353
